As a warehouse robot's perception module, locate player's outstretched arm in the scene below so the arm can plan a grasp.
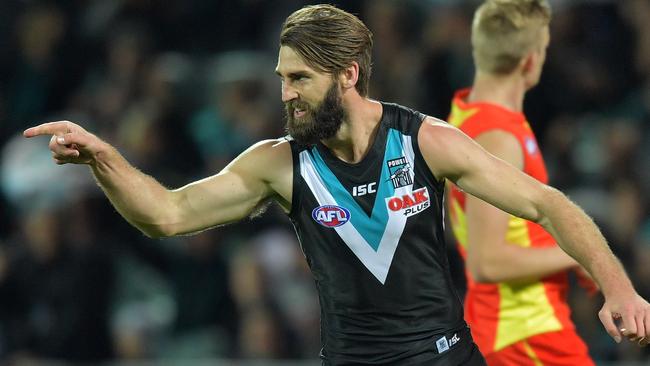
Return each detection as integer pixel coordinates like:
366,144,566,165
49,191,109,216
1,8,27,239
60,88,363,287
24,121,292,238
419,118,649,346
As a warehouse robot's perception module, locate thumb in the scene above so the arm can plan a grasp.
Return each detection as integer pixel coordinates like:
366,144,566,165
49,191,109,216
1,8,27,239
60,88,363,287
56,131,89,148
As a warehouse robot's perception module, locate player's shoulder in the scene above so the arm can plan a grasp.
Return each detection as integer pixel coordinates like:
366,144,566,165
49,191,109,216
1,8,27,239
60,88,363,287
422,115,451,129
418,116,479,159
420,116,463,143
379,101,428,134
232,138,293,175
246,138,292,156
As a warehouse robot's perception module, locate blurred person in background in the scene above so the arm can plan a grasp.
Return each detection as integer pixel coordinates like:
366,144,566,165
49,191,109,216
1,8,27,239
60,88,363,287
363,0,422,107
230,228,321,359
112,51,202,185
188,51,280,173
0,133,115,364
1,3,83,147
616,0,650,191
113,229,239,359
0,198,114,364
19,2,650,366
447,1,600,365
419,2,474,119
79,21,152,140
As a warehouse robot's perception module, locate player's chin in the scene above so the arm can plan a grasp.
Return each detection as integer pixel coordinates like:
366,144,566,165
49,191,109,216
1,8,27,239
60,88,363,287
287,117,312,134
288,127,319,145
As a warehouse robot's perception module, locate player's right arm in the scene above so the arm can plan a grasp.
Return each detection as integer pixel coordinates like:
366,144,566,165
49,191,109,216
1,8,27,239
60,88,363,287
23,121,293,238
463,130,579,283
420,119,649,344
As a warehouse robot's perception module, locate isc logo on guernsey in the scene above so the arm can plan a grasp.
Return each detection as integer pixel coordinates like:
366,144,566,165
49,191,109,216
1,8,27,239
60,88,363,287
312,205,351,228
387,187,430,217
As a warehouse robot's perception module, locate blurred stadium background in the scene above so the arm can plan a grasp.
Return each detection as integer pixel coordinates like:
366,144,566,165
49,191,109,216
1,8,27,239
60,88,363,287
0,0,648,365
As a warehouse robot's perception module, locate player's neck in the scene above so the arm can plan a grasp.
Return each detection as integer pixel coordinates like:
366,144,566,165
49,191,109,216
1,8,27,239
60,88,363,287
468,72,527,113
321,96,383,164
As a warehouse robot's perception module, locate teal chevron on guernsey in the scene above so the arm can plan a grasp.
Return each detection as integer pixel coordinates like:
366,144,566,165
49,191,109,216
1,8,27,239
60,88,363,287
299,129,417,284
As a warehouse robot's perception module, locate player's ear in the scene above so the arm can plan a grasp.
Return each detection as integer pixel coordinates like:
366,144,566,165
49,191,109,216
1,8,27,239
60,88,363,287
340,62,359,91
520,50,539,76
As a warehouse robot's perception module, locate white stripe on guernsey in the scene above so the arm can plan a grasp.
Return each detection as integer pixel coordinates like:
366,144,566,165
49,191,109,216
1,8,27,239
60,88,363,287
299,133,416,284
402,134,415,170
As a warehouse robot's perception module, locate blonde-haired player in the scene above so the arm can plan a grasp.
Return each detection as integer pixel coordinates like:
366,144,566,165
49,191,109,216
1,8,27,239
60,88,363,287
448,0,646,365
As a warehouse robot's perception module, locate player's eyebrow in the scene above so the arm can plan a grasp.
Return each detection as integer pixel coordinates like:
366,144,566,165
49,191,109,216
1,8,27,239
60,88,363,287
275,70,311,79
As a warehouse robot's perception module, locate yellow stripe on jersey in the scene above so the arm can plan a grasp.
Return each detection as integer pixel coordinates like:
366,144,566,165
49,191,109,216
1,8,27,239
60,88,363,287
448,103,479,128
495,280,563,350
522,340,544,366
505,215,532,247
449,195,468,249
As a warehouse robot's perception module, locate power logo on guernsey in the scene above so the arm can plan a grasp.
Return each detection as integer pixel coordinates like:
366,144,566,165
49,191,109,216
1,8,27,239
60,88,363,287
386,187,430,217
312,205,351,227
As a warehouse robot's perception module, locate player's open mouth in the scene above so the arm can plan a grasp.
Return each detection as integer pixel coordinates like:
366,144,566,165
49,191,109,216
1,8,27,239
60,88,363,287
294,108,307,118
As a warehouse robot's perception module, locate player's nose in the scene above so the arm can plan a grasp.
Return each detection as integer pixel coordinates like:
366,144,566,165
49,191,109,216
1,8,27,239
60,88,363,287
281,83,298,103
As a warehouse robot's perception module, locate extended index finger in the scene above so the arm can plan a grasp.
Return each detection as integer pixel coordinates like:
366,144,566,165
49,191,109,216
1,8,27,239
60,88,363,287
23,121,72,138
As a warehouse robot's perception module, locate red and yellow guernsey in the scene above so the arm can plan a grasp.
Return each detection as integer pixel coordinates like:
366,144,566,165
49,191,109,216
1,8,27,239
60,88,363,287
447,88,573,355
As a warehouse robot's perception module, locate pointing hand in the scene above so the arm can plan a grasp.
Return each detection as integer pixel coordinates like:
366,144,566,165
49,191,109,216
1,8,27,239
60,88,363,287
24,121,101,165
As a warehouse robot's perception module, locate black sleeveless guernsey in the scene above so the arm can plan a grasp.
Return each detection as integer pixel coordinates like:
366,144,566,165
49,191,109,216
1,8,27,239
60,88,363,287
288,102,482,365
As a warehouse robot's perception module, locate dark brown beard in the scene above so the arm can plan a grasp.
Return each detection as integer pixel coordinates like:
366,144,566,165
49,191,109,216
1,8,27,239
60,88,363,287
284,82,346,145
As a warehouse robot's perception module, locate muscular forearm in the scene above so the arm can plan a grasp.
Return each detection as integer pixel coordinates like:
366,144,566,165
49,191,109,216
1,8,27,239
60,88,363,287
90,144,180,238
536,188,634,298
25,121,288,240
469,244,576,283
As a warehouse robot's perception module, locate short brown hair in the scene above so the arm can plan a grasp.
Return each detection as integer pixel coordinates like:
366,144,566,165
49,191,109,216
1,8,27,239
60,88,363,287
472,0,551,74
280,4,373,96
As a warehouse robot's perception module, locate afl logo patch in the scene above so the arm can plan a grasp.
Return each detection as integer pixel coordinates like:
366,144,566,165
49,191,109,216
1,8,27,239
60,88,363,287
525,137,538,155
312,205,351,228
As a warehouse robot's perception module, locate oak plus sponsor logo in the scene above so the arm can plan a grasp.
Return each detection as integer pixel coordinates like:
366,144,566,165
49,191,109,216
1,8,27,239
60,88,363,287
386,187,430,217
312,205,351,228
386,157,413,189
